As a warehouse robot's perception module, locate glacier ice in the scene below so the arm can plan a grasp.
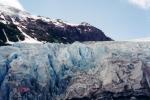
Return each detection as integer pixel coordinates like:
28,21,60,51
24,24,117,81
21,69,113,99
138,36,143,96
0,42,150,100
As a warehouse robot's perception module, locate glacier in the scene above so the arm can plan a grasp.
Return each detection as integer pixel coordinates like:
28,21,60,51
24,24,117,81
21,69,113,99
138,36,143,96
0,42,150,100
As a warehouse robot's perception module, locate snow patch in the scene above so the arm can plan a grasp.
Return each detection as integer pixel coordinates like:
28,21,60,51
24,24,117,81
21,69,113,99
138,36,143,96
2,29,14,44
17,27,42,44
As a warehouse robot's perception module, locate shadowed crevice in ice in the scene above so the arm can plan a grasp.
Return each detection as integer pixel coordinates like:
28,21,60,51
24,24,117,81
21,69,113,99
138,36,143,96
48,54,72,96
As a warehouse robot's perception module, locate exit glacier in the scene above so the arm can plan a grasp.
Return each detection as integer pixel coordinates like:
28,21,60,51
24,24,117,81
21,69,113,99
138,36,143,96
0,42,150,100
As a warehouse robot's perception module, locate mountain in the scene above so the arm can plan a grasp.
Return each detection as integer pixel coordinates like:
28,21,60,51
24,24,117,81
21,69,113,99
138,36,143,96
0,0,112,46
0,42,150,100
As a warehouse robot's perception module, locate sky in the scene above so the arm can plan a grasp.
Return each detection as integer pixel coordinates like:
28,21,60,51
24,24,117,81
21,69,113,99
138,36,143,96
19,0,150,40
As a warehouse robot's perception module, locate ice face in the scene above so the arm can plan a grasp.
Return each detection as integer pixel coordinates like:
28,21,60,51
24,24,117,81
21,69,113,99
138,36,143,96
0,42,150,99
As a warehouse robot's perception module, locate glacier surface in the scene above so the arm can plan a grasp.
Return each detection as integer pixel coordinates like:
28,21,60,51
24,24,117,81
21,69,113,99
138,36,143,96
0,42,150,100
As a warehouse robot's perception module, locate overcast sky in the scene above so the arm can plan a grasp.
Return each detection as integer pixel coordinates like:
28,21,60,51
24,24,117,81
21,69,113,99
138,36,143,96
20,0,150,40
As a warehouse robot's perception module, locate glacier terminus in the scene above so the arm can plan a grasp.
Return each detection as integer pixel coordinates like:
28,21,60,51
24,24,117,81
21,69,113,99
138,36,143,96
0,42,150,100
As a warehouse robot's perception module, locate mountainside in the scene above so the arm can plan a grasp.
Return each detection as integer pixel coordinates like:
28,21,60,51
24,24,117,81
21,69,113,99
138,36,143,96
0,0,112,46
0,42,150,100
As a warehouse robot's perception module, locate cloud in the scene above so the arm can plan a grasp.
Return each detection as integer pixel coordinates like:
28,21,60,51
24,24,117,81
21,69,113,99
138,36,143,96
0,0,25,11
129,0,150,9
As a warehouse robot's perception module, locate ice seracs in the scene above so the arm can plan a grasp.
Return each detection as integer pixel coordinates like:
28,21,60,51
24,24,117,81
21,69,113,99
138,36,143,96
0,42,150,99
